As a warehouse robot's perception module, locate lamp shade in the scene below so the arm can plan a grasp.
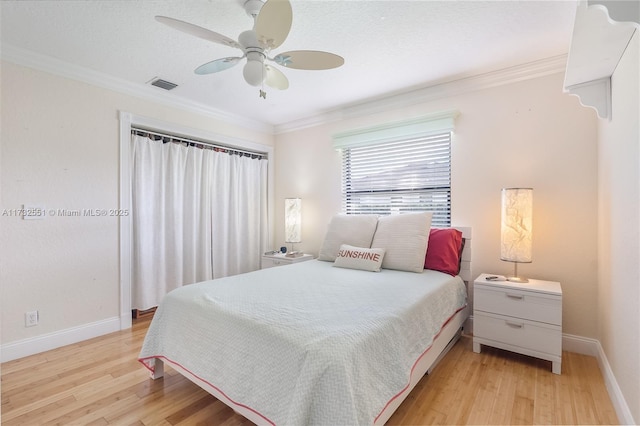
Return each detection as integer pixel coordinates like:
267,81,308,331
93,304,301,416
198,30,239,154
285,198,301,243
500,188,533,263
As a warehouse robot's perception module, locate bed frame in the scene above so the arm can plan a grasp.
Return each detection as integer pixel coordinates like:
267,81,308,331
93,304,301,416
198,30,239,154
149,226,472,425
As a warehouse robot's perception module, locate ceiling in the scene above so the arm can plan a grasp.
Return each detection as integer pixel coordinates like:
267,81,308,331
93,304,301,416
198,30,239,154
0,1,577,130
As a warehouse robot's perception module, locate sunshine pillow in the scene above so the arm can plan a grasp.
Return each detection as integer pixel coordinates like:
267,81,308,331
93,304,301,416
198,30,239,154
333,245,386,272
424,228,464,276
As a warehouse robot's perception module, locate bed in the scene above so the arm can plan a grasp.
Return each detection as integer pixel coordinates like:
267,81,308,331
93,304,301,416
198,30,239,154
139,215,471,425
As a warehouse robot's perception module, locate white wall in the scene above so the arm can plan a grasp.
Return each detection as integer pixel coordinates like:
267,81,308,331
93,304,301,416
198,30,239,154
597,31,639,423
275,72,599,339
0,61,274,349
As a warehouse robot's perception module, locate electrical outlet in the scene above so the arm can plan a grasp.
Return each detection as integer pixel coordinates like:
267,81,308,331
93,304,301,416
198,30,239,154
25,310,38,327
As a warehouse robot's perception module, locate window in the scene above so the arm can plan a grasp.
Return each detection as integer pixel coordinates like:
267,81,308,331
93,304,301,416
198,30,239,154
334,112,457,227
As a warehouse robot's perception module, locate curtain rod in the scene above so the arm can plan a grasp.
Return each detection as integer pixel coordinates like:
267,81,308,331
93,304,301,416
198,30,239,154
131,128,267,160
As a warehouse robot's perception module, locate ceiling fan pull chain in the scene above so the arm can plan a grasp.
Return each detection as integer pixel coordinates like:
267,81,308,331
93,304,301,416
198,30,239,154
259,62,267,99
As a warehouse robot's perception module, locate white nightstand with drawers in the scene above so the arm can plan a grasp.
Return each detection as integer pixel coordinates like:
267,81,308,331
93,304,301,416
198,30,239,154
261,253,313,269
473,273,563,374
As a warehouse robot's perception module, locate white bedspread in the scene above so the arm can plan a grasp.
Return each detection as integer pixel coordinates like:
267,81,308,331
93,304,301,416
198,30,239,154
139,260,467,425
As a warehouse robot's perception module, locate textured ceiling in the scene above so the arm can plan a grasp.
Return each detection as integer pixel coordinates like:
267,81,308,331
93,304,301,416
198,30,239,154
0,1,577,128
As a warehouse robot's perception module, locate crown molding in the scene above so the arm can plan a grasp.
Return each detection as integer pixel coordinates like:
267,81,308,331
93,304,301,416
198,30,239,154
1,43,567,136
0,44,274,135
275,54,568,134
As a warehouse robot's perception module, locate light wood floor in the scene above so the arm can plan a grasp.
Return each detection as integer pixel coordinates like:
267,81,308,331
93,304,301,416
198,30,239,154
1,316,618,425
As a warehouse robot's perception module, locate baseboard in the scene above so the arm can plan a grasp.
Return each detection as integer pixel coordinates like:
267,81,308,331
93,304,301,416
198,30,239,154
561,332,599,356
562,334,633,424
543,334,635,423
593,339,636,425
1,316,121,363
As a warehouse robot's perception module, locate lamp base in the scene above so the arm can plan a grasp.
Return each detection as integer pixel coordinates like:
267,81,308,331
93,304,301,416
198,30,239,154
505,261,530,283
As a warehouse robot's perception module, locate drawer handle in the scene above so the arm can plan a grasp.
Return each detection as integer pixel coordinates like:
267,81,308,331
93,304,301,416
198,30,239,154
506,293,524,300
506,321,524,328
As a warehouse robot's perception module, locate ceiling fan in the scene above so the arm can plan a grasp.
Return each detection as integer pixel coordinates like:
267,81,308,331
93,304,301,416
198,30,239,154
156,0,344,97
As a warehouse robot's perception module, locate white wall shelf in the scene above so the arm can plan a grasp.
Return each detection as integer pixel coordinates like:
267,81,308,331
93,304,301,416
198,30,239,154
564,0,639,120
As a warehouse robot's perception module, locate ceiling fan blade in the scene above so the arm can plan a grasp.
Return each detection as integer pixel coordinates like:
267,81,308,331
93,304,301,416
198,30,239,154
273,50,344,70
195,57,243,75
265,65,289,90
255,0,292,50
155,16,241,49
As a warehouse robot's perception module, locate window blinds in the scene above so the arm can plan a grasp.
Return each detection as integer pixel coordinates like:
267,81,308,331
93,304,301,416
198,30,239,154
335,111,457,228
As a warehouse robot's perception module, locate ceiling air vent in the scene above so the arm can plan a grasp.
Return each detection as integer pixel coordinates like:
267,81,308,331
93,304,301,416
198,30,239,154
149,77,178,91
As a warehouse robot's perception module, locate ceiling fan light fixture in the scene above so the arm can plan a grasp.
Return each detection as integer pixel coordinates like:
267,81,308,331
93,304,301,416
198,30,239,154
243,58,266,86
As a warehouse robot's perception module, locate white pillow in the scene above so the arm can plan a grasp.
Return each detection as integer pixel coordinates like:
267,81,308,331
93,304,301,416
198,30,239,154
333,244,386,272
317,214,379,261
371,212,433,273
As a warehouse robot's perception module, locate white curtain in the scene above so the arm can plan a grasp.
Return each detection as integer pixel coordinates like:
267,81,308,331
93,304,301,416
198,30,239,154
131,133,268,310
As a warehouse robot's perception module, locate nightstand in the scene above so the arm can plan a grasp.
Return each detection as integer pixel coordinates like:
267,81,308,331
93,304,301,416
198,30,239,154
261,253,313,269
473,273,563,374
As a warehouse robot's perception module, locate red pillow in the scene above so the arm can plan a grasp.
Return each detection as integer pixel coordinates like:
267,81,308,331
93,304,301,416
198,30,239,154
424,228,464,276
